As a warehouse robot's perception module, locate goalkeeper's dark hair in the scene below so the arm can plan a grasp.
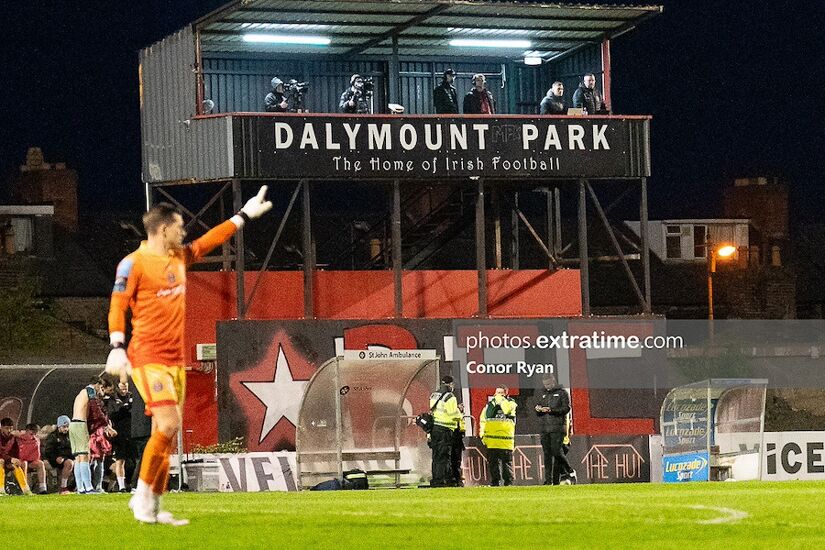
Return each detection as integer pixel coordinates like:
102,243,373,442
143,202,180,235
0,417,13,427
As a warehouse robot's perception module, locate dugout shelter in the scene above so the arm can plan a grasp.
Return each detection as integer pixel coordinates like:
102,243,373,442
660,378,767,482
296,355,439,488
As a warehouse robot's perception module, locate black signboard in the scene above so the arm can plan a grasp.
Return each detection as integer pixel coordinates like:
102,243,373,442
463,434,651,485
232,115,650,180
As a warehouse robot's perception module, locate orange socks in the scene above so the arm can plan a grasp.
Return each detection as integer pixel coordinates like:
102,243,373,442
152,454,170,495
138,431,173,495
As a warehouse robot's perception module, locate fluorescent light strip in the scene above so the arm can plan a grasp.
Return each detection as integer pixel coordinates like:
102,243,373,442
243,34,331,45
449,38,531,48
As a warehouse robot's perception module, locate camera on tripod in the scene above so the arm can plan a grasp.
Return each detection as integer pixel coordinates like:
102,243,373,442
284,79,309,112
361,77,375,95
285,79,309,96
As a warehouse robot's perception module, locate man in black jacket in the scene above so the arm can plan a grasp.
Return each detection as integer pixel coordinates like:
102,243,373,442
339,74,371,114
105,382,134,492
43,416,74,494
433,69,459,114
463,74,495,115
264,77,289,112
534,374,571,485
571,73,605,115
539,82,566,115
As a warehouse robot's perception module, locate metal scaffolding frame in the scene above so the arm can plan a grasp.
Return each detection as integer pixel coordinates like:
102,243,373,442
146,175,653,320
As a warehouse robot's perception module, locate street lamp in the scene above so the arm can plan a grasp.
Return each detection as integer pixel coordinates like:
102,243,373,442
707,242,736,339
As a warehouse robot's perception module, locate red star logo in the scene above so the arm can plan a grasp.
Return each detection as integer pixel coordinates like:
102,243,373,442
229,330,316,451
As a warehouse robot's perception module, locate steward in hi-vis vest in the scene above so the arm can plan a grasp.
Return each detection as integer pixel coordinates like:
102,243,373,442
429,375,462,487
451,412,466,486
479,387,517,486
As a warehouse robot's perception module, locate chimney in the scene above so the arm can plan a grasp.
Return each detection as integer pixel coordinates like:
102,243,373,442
771,245,781,267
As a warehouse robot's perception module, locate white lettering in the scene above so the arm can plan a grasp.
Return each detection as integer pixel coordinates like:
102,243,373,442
465,361,512,374
543,125,562,150
368,124,391,150
299,124,319,149
449,124,468,150
515,361,554,377
157,285,185,298
324,123,340,150
593,124,610,150
342,123,361,149
274,123,293,149
568,125,585,150
473,124,489,150
522,124,538,149
399,124,417,151
424,124,442,150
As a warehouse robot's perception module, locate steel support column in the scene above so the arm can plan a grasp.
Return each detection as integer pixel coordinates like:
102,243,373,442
475,179,488,317
640,177,652,313
510,191,519,269
302,179,314,318
554,187,562,257
601,39,612,109
578,179,590,316
392,179,403,317
493,189,502,269
220,193,231,271
388,36,400,106
232,179,245,319
546,188,554,269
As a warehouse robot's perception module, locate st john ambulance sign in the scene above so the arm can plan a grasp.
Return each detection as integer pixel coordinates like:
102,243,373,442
232,115,651,180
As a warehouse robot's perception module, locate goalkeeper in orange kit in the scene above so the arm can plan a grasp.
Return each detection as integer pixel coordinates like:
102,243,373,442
105,187,272,525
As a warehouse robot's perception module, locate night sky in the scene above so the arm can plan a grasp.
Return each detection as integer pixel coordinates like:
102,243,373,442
1,0,823,222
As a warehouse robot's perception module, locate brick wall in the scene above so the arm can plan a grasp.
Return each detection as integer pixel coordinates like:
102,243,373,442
717,265,796,319
15,169,79,232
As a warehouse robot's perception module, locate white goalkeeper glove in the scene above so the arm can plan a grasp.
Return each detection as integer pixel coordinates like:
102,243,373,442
104,332,132,378
232,185,273,227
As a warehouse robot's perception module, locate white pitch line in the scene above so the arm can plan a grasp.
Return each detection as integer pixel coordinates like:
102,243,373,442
688,505,749,525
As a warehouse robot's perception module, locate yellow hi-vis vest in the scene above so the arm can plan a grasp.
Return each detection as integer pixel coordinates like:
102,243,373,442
479,396,517,450
430,391,461,430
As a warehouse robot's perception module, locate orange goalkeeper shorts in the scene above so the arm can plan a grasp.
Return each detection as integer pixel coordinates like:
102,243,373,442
131,363,186,414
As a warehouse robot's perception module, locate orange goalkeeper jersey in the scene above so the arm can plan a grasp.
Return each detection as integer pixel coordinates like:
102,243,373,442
108,220,237,368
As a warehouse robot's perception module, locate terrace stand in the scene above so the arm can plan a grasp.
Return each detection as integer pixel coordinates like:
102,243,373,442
139,0,660,320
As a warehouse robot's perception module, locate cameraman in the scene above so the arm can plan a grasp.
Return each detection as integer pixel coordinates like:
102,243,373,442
339,74,371,114
264,77,289,113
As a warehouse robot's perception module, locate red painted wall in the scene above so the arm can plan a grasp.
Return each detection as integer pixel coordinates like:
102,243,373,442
182,269,581,447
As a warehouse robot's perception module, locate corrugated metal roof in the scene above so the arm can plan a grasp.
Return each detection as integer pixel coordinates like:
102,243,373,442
198,0,661,59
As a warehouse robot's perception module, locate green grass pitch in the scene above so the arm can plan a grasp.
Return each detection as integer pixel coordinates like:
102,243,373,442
3,482,825,549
